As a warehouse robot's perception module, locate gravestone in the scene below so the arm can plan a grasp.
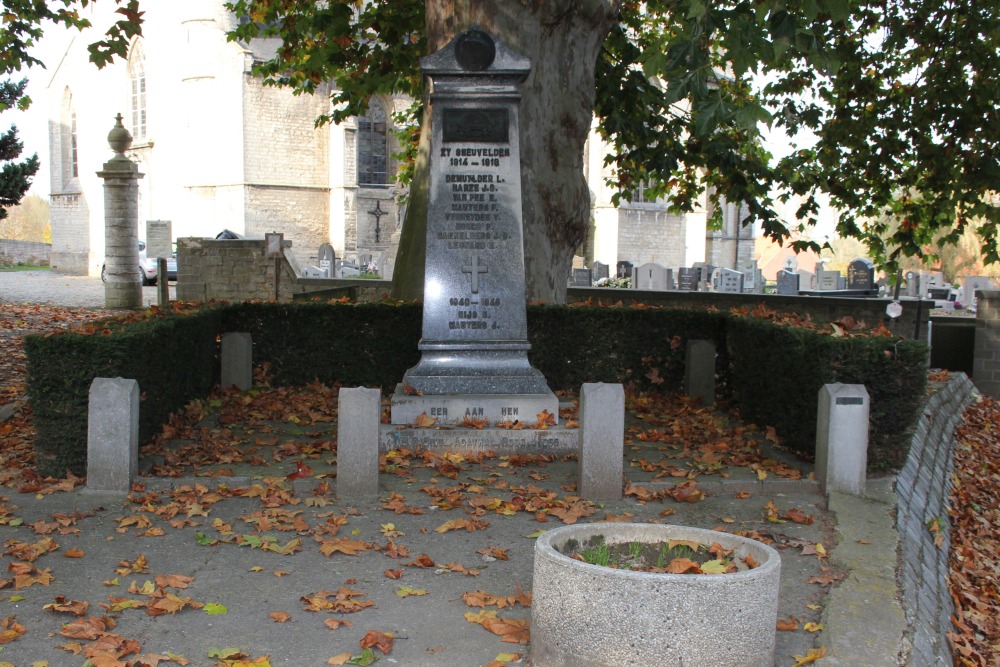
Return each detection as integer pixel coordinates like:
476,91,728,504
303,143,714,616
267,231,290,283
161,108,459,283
798,269,815,290
592,261,610,284
570,267,592,287
391,27,557,425
717,268,744,293
961,276,996,308
847,258,875,291
776,269,800,296
904,271,921,298
632,262,672,291
318,243,336,278
816,269,840,291
693,262,714,290
616,260,634,280
740,259,762,293
677,267,699,291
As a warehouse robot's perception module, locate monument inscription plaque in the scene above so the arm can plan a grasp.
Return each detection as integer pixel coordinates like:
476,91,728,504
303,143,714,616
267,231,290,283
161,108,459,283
392,27,557,426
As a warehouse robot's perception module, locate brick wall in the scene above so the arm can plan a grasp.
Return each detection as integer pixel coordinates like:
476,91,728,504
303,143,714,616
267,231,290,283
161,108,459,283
895,372,977,666
49,192,91,275
176,237,392,303
973,290,1000,398
0,240,51,265
616,207,686,268
175,238,297,302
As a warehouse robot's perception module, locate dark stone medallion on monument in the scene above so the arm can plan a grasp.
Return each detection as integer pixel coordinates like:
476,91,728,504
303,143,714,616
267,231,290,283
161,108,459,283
454,27,496,71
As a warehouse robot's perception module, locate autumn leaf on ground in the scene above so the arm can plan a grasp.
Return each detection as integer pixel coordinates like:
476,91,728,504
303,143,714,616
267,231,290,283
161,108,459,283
58,616,115,640
0,616,26,644
287,461,313,480
155,574,194,589
9,563,53,589
203,603,228,616
395,585,427,598
318,537,372,557
43,595,88,617
776,616,799,631
465,609,530,644
476,546,509,561
791,646,826,665
360,630,394,654
63,547,85,558
781,508,814,525
534,409,556,429
269,611,291,623
301,588,373,614
435,517,489,533
414,412,437,428
324,619,351,631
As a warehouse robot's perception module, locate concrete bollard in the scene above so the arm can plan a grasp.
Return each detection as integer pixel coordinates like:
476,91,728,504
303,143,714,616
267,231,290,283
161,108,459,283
336,387,382,500
684,339,716,406
815,383,870,496
578,382,624,500
221,332,253,390
87,377,139,493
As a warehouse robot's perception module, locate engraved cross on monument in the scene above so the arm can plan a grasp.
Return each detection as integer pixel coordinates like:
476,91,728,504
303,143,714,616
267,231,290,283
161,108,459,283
391,27,558,426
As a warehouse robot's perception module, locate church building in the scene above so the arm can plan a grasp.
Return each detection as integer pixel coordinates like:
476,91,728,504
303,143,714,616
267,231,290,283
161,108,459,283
45,2,752,282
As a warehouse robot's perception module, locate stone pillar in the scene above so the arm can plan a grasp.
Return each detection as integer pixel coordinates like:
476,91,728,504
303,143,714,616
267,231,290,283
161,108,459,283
97,114,144,309
684,339,716,407
815,383,870,496
974,290,1000,398
337,387,382,500
578,383,624,500
87,378,140,493
221,333,253,390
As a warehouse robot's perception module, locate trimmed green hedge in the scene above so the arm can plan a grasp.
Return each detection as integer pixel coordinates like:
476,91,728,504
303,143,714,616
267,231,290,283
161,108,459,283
727,317,928,470
25,301,927,476
25,310,222,476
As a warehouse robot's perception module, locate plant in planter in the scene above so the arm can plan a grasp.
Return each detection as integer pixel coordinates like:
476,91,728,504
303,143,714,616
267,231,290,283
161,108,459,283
531,523,781,667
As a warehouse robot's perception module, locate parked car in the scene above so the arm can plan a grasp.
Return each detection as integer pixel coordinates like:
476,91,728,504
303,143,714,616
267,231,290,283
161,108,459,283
101,241,176,285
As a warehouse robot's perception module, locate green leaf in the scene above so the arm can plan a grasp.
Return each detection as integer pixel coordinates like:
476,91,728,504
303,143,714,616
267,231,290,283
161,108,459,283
524,530,547,538
204,603,229,615
701,559,730,574
348,648,379,666
208,647,242,659
195,532,214,546
395,585,427,598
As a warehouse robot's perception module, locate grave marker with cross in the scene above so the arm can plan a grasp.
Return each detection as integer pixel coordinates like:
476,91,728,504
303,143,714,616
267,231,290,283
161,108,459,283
394,26,555,416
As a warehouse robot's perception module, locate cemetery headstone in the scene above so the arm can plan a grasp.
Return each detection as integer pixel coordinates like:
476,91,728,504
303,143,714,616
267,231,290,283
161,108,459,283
391,27,557,425
961,276,996,309
847,258,875,291
318,243,336,278
904,271,921,298
776,269,800,296
816,269,840,291
592,261,610,284
717,268,744,293
677,267,699,291
632,262,672,290
798,269,815,290
616,260,634,279
570,267,592,287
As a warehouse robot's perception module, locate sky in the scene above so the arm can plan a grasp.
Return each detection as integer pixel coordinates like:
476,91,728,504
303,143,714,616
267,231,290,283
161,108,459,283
1,29,72,197
2,23,836,240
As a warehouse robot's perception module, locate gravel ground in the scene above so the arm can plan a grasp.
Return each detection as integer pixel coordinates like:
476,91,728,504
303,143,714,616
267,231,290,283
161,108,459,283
0,269,175,308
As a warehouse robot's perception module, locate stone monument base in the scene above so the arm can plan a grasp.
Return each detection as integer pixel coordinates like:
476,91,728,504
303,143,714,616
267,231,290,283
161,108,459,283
389,384,558,427
380,422,578,456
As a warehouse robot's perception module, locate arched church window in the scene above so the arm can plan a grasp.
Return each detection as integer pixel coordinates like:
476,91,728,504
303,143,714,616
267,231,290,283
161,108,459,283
59,88,78,186
357,99,389,186
128,42,147,141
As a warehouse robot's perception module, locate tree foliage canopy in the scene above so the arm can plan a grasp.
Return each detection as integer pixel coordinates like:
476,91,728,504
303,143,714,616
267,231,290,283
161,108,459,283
2,0,997,274
0,78,40,221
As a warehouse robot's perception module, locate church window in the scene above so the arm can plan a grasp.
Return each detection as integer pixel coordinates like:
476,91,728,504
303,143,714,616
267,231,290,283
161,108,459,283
59,88,78,187
128,42,147,140
70,112,78,178
357,100,389,186
631,178,654,204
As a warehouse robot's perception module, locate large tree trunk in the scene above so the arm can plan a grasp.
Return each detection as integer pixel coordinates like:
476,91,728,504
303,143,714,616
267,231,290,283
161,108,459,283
391,0,618,304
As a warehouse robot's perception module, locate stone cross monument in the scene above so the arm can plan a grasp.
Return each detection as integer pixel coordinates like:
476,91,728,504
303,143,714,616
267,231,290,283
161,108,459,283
391,27,558,425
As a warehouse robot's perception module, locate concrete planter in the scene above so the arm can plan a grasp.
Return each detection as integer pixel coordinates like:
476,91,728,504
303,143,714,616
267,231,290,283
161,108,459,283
530,523,781,667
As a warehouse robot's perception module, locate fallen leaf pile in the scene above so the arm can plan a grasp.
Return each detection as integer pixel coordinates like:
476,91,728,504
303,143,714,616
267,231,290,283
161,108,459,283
948,396,1000,665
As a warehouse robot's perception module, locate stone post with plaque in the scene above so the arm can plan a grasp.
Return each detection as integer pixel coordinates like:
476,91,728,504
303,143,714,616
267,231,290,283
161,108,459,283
390,27,558,426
